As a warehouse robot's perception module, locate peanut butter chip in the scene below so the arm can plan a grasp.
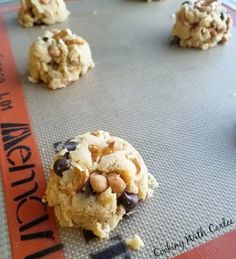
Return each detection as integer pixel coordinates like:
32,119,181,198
108,174,126,193
210,29,217,37
49,46,61,57
90,173,108,193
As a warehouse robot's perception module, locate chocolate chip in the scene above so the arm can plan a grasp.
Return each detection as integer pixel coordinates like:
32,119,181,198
170,36,180,46
81,181,94,196
83,229,96,242
43,37,49,41
53,155,71,177
118,192,138,213
220,12,225,21
181,1,191,5
63,139,78,151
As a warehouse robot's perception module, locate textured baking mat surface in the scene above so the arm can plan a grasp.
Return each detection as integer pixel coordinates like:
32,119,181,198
1,0,236,258
223,0,236,11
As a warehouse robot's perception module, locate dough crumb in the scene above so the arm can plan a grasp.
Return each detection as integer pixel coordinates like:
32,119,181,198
126,235,144,250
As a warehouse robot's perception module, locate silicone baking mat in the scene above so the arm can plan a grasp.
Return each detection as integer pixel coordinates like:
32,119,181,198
0,0,236,258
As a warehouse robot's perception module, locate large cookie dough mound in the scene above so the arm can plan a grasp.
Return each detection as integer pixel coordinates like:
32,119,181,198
172,0,233,50
28,29,95,89
18,0,69,28
44,131,158,239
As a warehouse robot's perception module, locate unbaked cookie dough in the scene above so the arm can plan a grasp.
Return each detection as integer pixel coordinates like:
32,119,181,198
18,0,70,28
28,29,95,89
171,0,233,50
44,131,158,239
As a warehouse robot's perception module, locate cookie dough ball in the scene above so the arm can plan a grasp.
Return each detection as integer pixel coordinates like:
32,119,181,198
28,29,95,89
44,131,158,239
172,0,233,50
18,0,70,28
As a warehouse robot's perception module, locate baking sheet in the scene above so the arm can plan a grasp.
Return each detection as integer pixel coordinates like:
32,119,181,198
223,0,236,10
1,0,236,258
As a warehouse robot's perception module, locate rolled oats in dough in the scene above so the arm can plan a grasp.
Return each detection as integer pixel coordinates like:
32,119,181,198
172,0,233,50
28,29,95,90
18,0,70,28
44,131,158,239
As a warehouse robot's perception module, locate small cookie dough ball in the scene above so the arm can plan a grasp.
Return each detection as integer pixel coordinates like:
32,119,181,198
28,29,95,89
18,0,70,28
126,235,144,250
44,131,158,239
171,0,233,50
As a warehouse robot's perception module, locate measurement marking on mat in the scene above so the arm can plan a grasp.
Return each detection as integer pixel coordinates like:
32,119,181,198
0,16,65,259
0,92,13,111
